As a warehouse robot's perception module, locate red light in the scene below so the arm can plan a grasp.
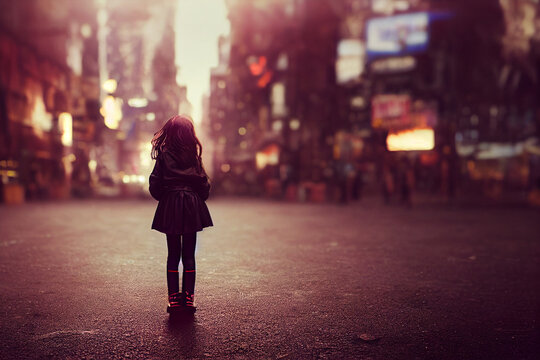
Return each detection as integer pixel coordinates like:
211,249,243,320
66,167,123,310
257,70,273,88
249,56,267,76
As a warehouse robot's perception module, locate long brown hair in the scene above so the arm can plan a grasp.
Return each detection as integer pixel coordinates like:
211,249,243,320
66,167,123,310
151,115,204,171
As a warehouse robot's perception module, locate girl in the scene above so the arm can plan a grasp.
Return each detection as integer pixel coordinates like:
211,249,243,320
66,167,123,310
149,115,213,313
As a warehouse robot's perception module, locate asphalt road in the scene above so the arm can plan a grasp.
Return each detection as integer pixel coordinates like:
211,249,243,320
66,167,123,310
0,198,539,359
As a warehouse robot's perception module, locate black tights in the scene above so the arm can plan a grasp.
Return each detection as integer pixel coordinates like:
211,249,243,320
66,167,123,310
166,233,197,296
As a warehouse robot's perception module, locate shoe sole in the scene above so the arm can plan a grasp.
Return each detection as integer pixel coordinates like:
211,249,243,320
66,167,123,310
167,305,196,314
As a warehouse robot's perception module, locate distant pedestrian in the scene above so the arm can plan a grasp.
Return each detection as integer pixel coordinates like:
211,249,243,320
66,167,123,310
149,115,213,314
398,156,414,207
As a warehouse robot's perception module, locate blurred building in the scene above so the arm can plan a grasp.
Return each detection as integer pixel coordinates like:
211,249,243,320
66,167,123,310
99,0,182,197
0,0,183,203
209,0,540,203
209,0,341,199
0,0,100,203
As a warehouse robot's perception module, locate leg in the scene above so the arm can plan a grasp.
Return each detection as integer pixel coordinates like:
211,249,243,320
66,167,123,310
181,233,197,297
166,234,182,295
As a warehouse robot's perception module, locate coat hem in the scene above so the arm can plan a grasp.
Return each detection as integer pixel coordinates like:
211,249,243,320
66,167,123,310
151,224,213,235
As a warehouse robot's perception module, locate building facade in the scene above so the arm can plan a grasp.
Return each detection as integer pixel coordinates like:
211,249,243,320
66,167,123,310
208,0,540,202
0,0,182,202
0,0,101,203
209,0,342,200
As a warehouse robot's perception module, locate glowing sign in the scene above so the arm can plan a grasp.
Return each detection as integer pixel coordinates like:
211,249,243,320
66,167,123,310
366,12,429,60
271,82,286,116
256,144,280,170
336,39,364,84
372,94,411,129
58,112,73,146
387,128,434,151
371,56,416,73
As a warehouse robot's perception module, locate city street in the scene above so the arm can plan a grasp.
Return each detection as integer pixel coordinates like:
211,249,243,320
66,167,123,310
0,198,539,359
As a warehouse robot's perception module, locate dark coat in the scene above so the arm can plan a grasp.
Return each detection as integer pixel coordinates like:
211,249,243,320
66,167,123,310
149,150,213,235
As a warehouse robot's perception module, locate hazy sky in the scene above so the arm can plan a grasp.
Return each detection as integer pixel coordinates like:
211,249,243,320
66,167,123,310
175,0,230,124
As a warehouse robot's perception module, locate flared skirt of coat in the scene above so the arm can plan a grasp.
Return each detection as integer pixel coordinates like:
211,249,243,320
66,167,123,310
152,190,213,235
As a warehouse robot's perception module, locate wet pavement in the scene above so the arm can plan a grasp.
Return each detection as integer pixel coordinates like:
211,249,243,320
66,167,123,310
0,197,539,359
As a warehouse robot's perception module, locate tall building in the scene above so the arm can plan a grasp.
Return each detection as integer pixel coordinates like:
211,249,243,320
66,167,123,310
210,0,341,198
0,0,101,202
94,0,182,196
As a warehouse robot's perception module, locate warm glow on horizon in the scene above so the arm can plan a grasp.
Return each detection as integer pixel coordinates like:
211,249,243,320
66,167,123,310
387,127,435,151
175,0,230,125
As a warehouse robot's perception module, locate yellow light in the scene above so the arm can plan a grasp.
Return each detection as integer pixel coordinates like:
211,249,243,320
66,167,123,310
31,93,53,133
58,112,73,146
221,164,231,173
256,153,266,170
272,120,283,132
289,118,300,131
89,160,97,172
101,95,122,129
102,79,117,93
122,175,130,184
128,98,148,108
80,24,92,38
387,128,435,151
238,127,247,135
256,144,280,169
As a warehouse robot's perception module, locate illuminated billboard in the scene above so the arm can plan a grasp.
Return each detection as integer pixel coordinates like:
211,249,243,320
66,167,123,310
387,128,435,151
366,12,429,61
372,94,411,129
372,95,437,130
366,12,452,61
